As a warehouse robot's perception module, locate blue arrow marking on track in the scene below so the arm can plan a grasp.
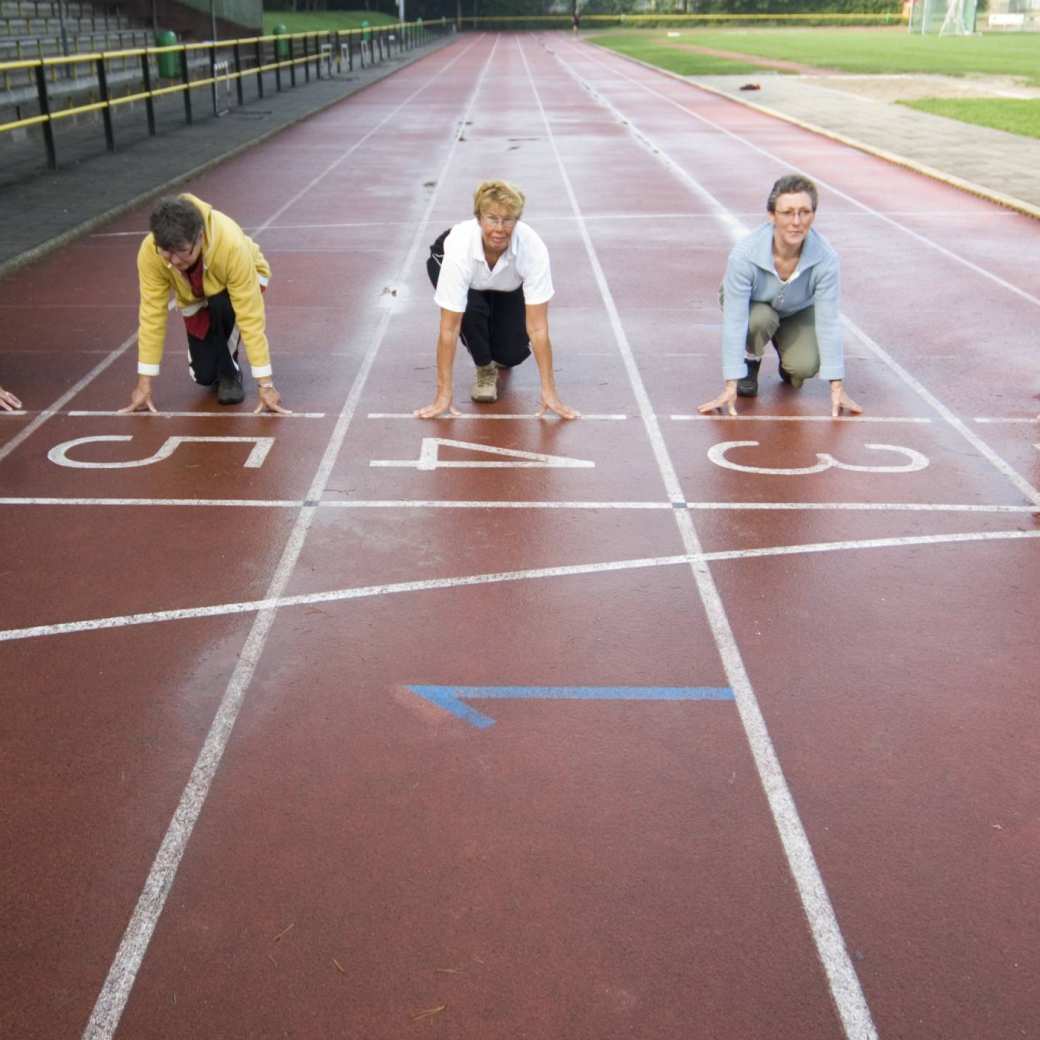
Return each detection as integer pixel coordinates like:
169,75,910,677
407,685,734,730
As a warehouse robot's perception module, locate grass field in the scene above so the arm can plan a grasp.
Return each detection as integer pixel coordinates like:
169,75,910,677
899,97,1040,140
261,10,399,33
587,28,1040,85
581,35,766,77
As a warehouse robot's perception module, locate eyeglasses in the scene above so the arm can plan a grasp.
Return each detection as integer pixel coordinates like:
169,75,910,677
157,236,201,264
775,208,814,221
480,214,517,229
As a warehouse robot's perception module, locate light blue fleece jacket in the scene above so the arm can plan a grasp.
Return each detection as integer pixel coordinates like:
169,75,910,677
721,222,844,382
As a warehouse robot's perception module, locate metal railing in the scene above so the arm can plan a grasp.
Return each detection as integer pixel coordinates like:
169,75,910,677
0,19,447,169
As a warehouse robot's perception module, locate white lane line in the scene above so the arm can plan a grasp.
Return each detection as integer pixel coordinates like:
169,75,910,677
571,42,1040,310
321,499,670,509
0,497,305,507
1,497,1032,513
704,529,1040,563
534,39,879,1040
555,39,1040,509
366,411,629,420
974,417,1039,425
688,501,1038,513
66,410,328,418
0,333,137,464
82,36,494,1040
6,527,1037,645
672,414,932,423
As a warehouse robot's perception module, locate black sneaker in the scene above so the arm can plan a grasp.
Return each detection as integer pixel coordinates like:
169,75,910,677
736,358,760,398
217,369,245,405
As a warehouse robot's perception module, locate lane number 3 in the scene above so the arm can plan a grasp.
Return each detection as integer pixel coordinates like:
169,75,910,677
707,440,929,476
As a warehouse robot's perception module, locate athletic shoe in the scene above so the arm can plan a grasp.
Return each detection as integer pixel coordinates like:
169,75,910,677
217,369,245,405
471,362,498,403
736,358,760,398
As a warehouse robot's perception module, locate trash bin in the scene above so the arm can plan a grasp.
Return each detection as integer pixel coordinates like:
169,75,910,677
273,23,289,60
155,29,180,79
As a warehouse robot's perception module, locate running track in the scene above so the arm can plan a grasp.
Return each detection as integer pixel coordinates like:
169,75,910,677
2,32,1038,1040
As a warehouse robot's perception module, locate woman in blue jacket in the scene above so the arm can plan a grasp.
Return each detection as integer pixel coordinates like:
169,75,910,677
699,174,861,418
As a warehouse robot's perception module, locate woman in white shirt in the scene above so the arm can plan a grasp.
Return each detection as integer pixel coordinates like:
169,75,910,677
417,180,578,419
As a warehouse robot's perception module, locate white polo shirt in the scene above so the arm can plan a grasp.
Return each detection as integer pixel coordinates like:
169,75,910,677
433,218,554,313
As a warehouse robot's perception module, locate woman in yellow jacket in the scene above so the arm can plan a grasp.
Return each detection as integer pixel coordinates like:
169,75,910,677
121,194,289,414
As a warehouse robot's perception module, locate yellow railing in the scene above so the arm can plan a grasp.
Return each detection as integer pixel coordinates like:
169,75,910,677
0,20,448,163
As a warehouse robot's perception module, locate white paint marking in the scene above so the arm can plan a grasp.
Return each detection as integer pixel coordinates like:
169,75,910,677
707,440,929,476
0,497,1031,514
0,497,304,508
539,39,879,1040
82,36,495,1040
48,435,274,470
372,437,594,471
973,417,1040,425
67,410,327,418
6,527,1038,645
672,414,932,423
0,332,137,464
366,411,628,420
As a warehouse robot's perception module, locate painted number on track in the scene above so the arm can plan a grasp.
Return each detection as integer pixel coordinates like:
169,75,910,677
707,440,930,476
370,437,595,471
48,435,275,469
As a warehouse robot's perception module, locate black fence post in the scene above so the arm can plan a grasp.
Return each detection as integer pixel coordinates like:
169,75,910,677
96,56,115,151
209,42,218,117
255,37,263,98
233,42,243,105
141,50,156,135
181,43,192,124
34,62,57,169
288,36,295,87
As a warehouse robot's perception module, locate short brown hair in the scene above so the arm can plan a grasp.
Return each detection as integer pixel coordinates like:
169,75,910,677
767,175,818,213
473,180,525,220
150,196,204,251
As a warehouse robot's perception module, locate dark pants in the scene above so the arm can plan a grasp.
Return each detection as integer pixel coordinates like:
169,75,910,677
187,290,239,386
427,229,531,368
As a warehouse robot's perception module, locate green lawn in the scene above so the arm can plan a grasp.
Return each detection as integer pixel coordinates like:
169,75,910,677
262,10,399,33
899,97,1040,139
588,27,1040,85
585,33,770,76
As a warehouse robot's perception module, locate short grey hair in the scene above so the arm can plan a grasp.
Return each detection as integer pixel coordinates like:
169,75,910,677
767,175,818,213
149,196,204,251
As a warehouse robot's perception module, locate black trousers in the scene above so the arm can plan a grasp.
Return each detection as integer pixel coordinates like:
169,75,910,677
187,290,239,386
427,229,531,368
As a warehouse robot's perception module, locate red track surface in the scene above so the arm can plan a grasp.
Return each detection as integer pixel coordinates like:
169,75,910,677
2,33,1039,1040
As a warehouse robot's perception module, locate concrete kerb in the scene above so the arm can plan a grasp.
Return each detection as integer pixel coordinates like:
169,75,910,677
584,43,1040,224
0,34,455,283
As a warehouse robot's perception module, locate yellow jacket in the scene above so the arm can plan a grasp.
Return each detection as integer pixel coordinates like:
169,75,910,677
136,194,272,377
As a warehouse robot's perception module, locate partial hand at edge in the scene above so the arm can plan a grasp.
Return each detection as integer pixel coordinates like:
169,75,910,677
0,387,22,411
